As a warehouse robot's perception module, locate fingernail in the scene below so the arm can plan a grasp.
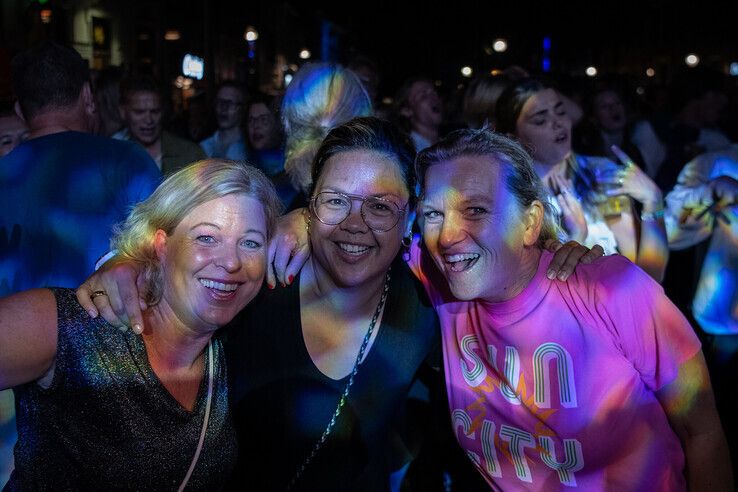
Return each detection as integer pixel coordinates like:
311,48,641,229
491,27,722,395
288,275,294,285
132,323,143,335
118,325,129,332
281,282,286,288
87,309,97,318
558,272,568,281
546,270,556,279
267,283,274,290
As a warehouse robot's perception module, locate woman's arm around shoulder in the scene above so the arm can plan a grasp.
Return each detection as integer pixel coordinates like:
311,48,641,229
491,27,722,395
0,288,58,390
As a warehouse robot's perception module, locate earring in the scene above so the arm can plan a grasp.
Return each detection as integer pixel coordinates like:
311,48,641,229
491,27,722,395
302,208,312,235
401,235,412,248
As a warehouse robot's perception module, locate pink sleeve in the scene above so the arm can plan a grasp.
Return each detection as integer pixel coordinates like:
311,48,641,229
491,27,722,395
594,256,701,392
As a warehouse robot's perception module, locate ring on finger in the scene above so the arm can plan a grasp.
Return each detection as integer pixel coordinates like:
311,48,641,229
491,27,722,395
90,290,108,300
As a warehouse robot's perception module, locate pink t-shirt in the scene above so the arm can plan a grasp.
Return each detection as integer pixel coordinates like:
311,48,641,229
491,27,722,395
409,242,700,491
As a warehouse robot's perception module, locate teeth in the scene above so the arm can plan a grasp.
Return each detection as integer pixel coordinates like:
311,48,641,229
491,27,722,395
338,243,370,254
445,253,479,263
199,279,238,291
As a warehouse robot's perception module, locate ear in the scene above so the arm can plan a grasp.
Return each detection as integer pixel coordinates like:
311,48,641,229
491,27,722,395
403,209,416,238
153,229,168,261
14,101,26,123
522,200,544,247
81,82,97,116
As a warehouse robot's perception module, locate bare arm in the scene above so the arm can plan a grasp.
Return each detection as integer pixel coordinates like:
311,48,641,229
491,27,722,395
0,289,58,390
656,352,733,491
76,258,146,332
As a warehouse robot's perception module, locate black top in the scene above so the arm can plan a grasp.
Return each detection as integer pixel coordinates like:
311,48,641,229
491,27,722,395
223,257,440,491
7,288,237,491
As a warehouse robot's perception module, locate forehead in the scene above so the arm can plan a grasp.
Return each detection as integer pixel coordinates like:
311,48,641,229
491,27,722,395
520,88,559,117
217,86,243,101
425,155,506,199
248,103,270,117
127,91,160,107
316,150,408,197
179,194,267,230
409,80,434,96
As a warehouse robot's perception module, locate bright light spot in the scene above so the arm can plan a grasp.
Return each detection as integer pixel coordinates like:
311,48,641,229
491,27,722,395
493,39,507,53
244,27,258,42
585,66,597,77
299,49,311,60
685,53,699,67
182,54,204,80
434,80,442,87
490,69,502,76
646,67,655,77
164,29,181,41
284,74,293,86
457,83,464,90
729,63,738,76
636,87,645,96
40,9,52,24
461,66,473,77
382,97,393,105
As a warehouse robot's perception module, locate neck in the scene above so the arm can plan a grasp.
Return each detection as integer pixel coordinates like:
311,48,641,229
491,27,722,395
302,257,388,320
28,111,88,139
411,121,438,144
487,247,543,303
534,155,568,180
142,138,162,161
141,304,212,370
218,126,241,143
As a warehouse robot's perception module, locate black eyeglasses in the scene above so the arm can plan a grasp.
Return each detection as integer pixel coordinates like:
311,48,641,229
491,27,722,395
311,191,406,232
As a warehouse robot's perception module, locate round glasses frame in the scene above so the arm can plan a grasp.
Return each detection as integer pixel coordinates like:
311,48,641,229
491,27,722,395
310,191,407,233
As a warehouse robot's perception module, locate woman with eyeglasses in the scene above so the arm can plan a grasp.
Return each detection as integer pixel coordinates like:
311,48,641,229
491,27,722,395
77,117,594,491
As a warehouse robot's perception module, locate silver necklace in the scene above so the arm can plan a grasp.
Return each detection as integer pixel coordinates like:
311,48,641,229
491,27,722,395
287,269,391,490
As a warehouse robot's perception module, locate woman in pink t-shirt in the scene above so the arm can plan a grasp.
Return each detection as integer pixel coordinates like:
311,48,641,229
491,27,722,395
412,128,731,490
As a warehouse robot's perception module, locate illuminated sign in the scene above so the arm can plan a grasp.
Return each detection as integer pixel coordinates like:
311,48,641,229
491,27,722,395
182,54,204,80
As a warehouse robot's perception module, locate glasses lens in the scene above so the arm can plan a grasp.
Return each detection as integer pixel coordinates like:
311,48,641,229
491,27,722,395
314,192,350,225
362,197,400,231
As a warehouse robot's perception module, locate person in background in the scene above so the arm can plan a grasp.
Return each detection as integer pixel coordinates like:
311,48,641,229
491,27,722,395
573,82,649,171
461,74,510,130
496,78,669,281
91,66,124,137
0,41,161,488
665,145,738,476
245,92,284,177
116,74,206,175
200,81,248,161
281,62,372,207
1,159,282,490
411,128,732,490
0,103,28,157
394,77,443,152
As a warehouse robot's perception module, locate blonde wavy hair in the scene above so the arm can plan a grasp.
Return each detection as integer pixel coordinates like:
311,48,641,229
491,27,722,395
282,63,372,194
111,159,284,306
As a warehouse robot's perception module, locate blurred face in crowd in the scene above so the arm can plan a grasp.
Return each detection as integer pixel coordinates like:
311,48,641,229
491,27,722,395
215,86,244,131
514,88,572,166
592,90,626,133
121,90,162,146
0,113,29,157
404,80,443,129
247,102,280,151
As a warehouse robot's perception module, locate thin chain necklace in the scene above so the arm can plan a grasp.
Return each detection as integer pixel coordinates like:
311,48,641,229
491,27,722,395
287,269,392,491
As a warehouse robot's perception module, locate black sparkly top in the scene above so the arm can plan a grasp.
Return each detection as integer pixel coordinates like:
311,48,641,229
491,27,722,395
6,288,236,491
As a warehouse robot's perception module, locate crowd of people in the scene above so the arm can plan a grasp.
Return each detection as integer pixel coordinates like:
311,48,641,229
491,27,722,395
0,39,737,490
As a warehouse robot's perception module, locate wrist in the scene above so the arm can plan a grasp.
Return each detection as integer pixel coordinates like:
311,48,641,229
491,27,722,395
642,199,665,214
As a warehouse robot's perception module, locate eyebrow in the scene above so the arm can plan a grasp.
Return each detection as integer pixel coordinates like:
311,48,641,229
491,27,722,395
190,223,266,239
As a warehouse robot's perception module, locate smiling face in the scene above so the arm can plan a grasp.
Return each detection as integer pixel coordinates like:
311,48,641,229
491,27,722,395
157,193,267,331
122,91,162,146
309,150,410,288
421,155,541,302
514,88,572,167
